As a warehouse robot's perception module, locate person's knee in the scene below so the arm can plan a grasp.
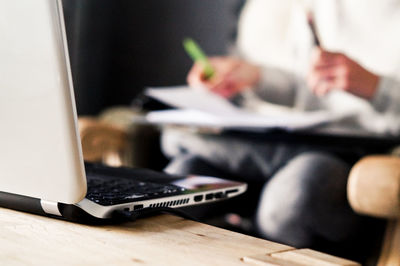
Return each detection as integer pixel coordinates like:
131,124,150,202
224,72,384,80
290,152,351,204
256,152,351,246
161,128,220,160
161,128,190,158
256,176,314,247
164,154,228,178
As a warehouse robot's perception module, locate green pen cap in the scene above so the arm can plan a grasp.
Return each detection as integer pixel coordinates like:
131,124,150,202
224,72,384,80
183,38,215,79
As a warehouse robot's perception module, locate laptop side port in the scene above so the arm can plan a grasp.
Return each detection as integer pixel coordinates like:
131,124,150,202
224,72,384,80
205,193,214,200
194,195,203,202
225,189,239,196
214,192,224,199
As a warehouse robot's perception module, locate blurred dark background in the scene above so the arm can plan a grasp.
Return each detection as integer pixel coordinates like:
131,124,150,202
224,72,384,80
62,0,244,115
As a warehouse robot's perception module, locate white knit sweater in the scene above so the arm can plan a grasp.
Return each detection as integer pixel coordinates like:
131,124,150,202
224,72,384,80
236,0,400,135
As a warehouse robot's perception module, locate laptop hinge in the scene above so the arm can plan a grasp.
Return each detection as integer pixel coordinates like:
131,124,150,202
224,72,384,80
40,200,62,216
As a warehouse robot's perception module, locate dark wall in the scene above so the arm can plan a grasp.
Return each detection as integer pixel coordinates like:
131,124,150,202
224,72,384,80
63,0,244,115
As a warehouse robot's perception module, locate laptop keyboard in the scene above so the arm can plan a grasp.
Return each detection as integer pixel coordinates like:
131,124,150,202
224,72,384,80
86,174,186,206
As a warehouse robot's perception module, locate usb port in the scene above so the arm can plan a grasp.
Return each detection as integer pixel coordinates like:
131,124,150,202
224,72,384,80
205,193,214,200
214,192,223,199
226,189,239,195
194,195,203,202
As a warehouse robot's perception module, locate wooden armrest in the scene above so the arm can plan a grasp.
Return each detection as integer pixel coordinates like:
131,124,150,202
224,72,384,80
78,117,128,165
78,108,160,168
347,155,400,218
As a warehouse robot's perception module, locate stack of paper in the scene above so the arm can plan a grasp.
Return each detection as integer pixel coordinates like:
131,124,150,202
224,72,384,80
144,86,345,132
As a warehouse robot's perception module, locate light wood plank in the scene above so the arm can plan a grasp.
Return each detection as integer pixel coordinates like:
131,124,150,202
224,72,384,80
242,254,302,266
0,207,361,266
0,207,290,266
270,249,360,266
378,220,400,266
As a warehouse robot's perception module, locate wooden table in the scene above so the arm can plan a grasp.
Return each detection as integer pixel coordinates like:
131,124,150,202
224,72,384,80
0,207,359,265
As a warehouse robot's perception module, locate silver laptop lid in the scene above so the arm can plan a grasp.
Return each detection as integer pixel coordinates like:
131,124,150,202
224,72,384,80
0,0,87,203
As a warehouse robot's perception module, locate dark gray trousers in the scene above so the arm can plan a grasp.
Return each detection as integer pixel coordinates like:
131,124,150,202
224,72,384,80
161,128,384,261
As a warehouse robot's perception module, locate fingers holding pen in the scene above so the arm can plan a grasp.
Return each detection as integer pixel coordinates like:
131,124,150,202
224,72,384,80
307,48,379,99
308,63,351,96
187,57,238,88
311,48,346,66
187,62,207,87
187,56,261,99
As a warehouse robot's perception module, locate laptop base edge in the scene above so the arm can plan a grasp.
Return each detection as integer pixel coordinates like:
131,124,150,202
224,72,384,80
0,191,115,225
0,191,46,216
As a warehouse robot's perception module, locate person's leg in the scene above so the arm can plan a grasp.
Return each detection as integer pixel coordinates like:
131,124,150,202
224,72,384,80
161,128,312,220
165,154,264,218
164,153,229,177
256,151,384,260
162,127,305,182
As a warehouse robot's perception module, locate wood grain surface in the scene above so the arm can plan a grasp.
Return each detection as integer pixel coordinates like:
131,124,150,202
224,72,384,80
0,207,359,266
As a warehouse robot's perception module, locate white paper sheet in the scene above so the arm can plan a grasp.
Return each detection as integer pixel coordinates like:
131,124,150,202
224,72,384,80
146,86,240,115
144,86,347,131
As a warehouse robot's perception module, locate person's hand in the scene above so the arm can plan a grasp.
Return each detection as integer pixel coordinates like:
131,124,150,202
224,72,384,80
307,48,380,99
187,56,261,98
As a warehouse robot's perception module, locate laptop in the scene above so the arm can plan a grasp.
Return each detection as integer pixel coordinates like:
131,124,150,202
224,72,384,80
0,0,246,223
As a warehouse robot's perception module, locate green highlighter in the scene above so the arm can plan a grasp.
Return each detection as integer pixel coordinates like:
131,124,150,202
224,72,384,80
183,38,215,79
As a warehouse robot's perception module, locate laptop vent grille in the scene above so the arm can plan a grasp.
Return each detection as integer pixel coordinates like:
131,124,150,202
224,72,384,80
149,198,190,208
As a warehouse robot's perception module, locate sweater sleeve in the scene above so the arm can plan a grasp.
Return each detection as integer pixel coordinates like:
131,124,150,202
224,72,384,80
371,76,400,114
363,75,400,135
252,65,297,107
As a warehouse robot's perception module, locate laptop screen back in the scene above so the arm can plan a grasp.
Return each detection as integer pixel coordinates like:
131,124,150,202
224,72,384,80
0,0,86,203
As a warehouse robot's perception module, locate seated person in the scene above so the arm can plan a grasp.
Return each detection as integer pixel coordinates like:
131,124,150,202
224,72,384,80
161,0,400,261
